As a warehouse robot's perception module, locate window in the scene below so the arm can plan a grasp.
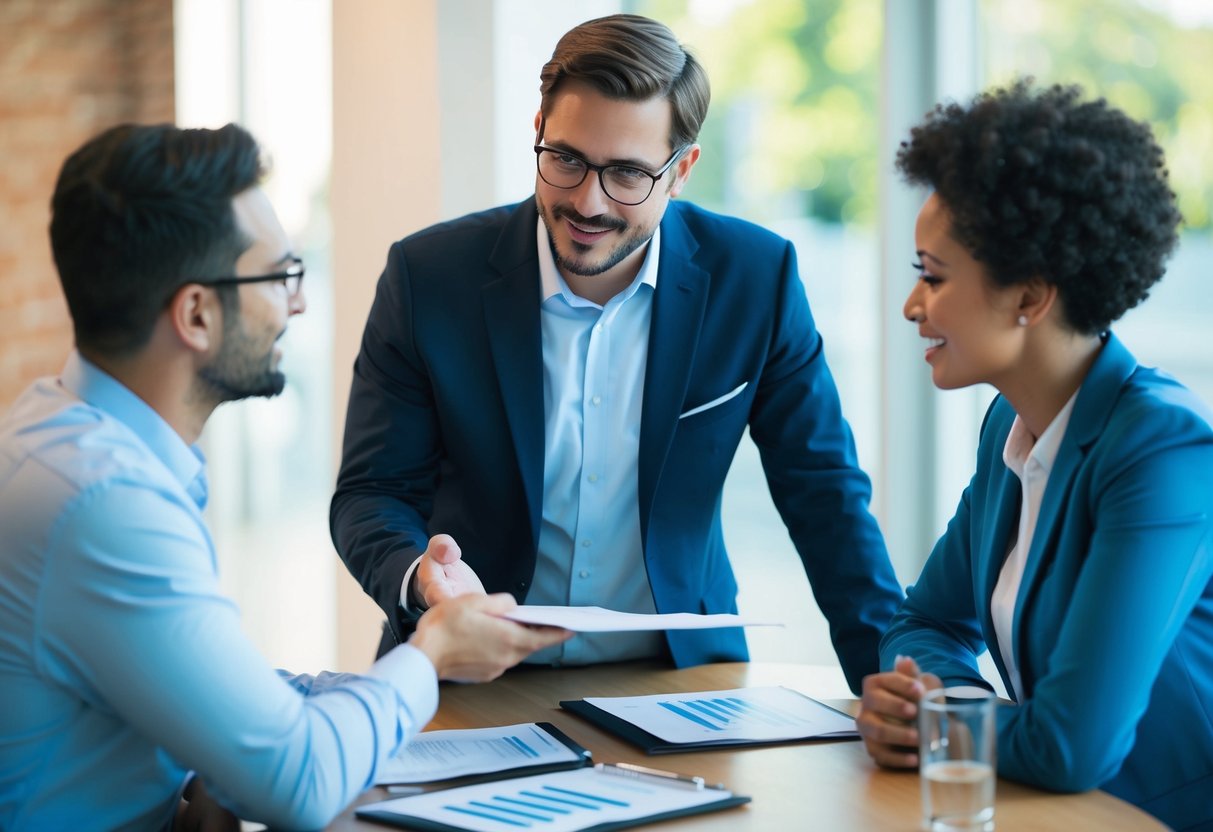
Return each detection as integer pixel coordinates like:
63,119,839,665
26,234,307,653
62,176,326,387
981,0,1213,407
175,0,336,672
632,0,885,662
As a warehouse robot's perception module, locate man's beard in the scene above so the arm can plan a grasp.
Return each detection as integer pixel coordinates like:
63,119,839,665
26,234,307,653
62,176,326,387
537,198,654,278
196,322,286,404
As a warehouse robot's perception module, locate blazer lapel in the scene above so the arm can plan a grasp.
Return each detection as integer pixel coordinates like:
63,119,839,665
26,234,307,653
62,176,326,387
638,205,710,538
1009,333,1138,689
483,202,544,550
973,417,1022,687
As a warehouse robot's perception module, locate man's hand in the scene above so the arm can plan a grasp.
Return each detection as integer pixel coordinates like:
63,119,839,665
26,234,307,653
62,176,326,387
408,593,571,682
855,655,942,769
172,777,239,832
411,534,486,609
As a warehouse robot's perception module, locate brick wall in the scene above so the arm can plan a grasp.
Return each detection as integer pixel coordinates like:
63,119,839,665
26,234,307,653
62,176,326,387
0,0,174,407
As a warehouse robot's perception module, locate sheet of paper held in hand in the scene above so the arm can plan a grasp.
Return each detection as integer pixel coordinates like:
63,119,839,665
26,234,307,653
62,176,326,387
582,686,857,744
376,723,585,785
501,605,783,631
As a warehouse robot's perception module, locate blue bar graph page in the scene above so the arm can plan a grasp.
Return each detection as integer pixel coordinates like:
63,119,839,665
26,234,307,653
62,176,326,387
361,766,736,832
582,686,856,744
377,723,584,785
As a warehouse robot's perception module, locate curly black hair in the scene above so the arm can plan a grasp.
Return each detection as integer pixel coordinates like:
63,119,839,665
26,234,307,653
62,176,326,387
896,80,1181,335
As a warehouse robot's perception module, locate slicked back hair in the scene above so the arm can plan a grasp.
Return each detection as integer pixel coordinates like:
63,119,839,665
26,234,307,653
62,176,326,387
539,14,710,151
50,122,265,357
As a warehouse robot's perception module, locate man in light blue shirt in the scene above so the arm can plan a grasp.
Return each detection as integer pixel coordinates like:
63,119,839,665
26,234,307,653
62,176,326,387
0,123,569,831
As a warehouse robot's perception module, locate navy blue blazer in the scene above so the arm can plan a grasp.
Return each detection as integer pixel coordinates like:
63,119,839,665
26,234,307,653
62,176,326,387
332,198,902,692
882,334,1213,829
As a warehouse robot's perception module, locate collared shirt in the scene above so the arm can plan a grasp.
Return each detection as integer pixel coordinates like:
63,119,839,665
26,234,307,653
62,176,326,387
991,392,1079,702
524,219,664,665
0,353,437,831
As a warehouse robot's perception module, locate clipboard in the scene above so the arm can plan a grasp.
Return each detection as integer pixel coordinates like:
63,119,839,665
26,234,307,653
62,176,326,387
377,722,592,786
560,686,858,754
356,762,750,831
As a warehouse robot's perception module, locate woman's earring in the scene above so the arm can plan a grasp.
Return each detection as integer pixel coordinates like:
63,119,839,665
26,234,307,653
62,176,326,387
1017,315,1029,326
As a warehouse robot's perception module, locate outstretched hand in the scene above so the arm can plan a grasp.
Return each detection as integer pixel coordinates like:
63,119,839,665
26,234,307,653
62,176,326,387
413,534,486,608
855,655,942,769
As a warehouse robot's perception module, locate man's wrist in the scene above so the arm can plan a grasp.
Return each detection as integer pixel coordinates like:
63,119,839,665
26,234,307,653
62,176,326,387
409,570,427,609
399,554,427,615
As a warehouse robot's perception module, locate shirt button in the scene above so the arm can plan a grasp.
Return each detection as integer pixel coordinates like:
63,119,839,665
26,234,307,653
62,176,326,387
587,473,599,483
591,395,602,406
579,570,590,579
594,323,604,333
581,539,592,548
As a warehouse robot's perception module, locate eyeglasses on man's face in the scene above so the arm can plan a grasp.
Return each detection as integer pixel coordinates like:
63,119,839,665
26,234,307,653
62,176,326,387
533,135,688,206
200,256,305,298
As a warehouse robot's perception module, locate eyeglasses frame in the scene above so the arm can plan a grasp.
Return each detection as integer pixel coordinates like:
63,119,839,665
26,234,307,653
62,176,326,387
533,120,690,206
199,255,305,298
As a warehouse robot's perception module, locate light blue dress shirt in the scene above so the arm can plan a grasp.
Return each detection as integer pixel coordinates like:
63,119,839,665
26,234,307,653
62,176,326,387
0,354,438,831
525,220,665,665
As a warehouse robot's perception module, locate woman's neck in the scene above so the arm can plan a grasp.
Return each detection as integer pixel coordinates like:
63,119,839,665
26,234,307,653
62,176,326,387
998,330,1104,440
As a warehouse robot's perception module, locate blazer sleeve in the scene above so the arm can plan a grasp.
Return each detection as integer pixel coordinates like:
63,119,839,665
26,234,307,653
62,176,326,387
748,239,903,694
885,393,1213,794
993,424,1213,792
879,476,994,689
330,242,439,640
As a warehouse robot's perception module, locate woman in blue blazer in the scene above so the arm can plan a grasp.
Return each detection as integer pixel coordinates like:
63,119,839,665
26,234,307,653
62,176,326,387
857,81,1213,830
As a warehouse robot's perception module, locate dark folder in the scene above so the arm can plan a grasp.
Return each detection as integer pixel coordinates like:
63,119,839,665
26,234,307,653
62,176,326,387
356,763,750,831
560,694,858,754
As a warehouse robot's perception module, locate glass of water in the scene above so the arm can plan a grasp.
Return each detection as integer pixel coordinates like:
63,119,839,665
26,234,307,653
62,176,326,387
919,688,997,832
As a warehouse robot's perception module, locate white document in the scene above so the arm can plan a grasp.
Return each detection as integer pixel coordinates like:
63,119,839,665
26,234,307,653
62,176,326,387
359,765,740,832
376,723,585,785
582,686,856,744
501,605,782,631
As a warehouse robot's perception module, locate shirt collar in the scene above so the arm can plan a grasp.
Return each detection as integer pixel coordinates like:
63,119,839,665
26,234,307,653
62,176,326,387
60,351,208,507
1002,389,1079,479
536,218,660,309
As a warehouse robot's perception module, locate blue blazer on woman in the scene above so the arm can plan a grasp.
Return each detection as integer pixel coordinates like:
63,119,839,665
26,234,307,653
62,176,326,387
882,333,1213,830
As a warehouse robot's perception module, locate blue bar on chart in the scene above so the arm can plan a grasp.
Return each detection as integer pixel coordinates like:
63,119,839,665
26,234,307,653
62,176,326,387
441,783,632,828
658,695,799,730
503,734,540,758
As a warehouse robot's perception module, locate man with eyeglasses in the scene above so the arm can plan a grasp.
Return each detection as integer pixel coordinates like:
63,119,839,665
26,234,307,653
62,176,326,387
0,123,569,831
333,14,902,693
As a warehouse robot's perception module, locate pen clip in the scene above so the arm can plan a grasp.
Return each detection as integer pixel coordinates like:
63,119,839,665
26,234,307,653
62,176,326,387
385,785,424,796
596,762,710,791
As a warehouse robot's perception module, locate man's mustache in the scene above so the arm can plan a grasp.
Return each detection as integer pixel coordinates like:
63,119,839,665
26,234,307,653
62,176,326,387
552,205,627,232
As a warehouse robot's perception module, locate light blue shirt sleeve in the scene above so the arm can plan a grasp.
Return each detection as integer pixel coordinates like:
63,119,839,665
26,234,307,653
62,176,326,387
38,478,437,830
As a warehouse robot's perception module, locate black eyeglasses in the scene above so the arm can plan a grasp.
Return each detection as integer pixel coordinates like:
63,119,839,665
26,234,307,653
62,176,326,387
200,256,305,298
534,128,688,206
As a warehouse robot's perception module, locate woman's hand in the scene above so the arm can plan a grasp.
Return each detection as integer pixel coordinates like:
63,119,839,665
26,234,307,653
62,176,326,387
856,655,941,768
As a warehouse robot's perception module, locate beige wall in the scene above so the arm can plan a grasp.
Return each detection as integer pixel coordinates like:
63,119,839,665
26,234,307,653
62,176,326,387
330,0,443,669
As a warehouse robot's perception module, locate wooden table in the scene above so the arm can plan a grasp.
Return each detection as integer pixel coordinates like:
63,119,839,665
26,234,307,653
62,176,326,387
329,662,1165,831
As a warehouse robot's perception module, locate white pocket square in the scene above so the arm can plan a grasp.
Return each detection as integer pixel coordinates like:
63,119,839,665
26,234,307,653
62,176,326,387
678,382,748,419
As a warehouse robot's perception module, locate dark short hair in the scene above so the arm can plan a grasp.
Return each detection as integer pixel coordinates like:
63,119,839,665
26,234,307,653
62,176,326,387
897,80,1181,335
50,122,265,356
539,14,710,150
